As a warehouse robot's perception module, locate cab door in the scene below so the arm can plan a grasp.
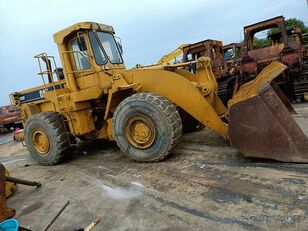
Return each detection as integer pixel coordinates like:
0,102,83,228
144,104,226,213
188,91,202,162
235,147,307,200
69,33,100,90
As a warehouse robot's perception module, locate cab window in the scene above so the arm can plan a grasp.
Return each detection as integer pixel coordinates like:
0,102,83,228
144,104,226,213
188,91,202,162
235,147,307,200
71,37,91,71
89,31,107,65
97,32,123,64
89,31,123,65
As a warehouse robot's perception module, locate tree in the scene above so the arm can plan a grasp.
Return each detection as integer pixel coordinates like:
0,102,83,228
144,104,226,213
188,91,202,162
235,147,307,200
285,18,307,33
268,18,308,35
253,37,272,48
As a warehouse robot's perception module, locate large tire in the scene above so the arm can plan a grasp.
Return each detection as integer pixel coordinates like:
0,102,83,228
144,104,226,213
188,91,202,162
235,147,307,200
113,93,182,162
24,112,70,165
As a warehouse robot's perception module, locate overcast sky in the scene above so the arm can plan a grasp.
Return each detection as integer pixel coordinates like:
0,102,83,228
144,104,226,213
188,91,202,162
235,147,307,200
0,0,307,105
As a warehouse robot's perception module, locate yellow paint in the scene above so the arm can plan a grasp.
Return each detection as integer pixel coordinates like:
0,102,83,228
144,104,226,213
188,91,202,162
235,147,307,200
157,44,189,64
5,169,18,198
32,130,50,154
124,57,229,138
125,115,156,149
11,21,287,150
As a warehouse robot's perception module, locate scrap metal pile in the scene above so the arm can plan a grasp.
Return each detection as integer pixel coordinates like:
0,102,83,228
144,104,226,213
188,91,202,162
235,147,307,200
0,105,22,134
146,16,308,104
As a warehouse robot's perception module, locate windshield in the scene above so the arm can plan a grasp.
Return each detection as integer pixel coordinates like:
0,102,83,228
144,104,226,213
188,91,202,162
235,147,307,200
89,32,107,65
89,31,123,65
95,31,123,64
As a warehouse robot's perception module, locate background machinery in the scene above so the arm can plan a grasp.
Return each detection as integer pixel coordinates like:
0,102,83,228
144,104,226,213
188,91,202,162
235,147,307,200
146,40,242,104
240,16,308,102
10,22,308,165
0,105,22,134
157,44,189,65
223,42,243,76
181,39,235,104
176,16,308,103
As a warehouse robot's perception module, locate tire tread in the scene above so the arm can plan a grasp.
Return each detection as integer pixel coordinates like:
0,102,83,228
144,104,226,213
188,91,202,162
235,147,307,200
24,112,70,165
113,93,182,162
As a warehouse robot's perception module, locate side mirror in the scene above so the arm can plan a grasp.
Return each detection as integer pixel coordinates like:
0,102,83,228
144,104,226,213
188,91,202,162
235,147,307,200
117,42,123,55
115,36,123,55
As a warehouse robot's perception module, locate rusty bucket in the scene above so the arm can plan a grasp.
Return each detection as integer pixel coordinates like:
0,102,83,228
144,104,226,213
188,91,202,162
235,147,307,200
228,62,308,162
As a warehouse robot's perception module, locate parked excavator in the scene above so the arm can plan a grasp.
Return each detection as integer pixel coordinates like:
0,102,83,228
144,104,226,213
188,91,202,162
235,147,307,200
10,22,308,165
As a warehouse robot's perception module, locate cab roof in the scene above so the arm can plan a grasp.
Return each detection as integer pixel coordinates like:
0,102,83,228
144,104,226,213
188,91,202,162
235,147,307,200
53,22,114,45
243,16,284,32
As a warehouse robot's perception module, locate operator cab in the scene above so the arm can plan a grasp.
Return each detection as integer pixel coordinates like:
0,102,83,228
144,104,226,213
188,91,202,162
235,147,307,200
53,22,126,91
54,22,125,73
71,30,124,71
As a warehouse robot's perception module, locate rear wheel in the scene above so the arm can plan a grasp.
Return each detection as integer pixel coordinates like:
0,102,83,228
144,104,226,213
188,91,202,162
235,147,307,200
113,93,182,162
24,112,70,165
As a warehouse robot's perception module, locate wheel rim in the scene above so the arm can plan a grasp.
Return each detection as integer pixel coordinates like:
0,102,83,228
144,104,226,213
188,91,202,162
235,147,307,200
125,115,156,149
32,130,50,155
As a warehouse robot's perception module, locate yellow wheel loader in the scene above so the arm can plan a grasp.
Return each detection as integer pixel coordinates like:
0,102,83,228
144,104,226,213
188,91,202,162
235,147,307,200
10,22,308,165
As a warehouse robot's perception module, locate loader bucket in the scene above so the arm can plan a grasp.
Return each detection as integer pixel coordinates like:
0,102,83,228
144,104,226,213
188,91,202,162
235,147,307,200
228,61,308,163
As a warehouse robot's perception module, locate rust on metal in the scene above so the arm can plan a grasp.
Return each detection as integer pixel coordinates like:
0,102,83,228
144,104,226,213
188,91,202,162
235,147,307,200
240,15,308,101
223,43,243,75
182,39,225,79
228,61,308,162
229,83,308,162
0,105,22,133
5,176,41,188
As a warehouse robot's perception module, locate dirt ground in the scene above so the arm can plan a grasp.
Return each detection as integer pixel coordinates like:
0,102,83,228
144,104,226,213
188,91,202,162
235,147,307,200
0,104,308,231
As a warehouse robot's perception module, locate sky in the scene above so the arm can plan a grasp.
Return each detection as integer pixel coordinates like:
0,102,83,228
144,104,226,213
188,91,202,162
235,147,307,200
0,0,307,105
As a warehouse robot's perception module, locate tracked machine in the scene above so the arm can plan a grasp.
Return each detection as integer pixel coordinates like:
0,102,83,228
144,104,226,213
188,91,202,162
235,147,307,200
10,22,308,165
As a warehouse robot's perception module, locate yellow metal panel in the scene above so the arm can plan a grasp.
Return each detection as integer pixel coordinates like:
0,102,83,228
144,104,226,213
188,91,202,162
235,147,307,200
70,110,95,135
53,22,114,45
174,69,196,82
76,74,100,90
70,89,103,102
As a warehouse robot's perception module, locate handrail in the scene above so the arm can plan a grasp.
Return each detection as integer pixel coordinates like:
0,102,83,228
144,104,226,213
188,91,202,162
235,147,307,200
61,50,96,74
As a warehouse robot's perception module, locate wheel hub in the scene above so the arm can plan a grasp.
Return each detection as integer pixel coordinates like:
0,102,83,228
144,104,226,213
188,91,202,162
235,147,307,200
125,115,155,149
32,130,50,155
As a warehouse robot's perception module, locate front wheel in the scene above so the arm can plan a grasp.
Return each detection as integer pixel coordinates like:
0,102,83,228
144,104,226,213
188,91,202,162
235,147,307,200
113,93,182,162
24,112,70,165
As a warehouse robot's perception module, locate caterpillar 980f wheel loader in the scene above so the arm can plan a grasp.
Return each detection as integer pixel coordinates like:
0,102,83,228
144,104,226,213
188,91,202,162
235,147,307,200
10,22,308,165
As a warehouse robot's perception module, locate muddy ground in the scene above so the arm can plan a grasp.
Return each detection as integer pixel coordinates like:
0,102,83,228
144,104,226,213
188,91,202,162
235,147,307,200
0,104,308,231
